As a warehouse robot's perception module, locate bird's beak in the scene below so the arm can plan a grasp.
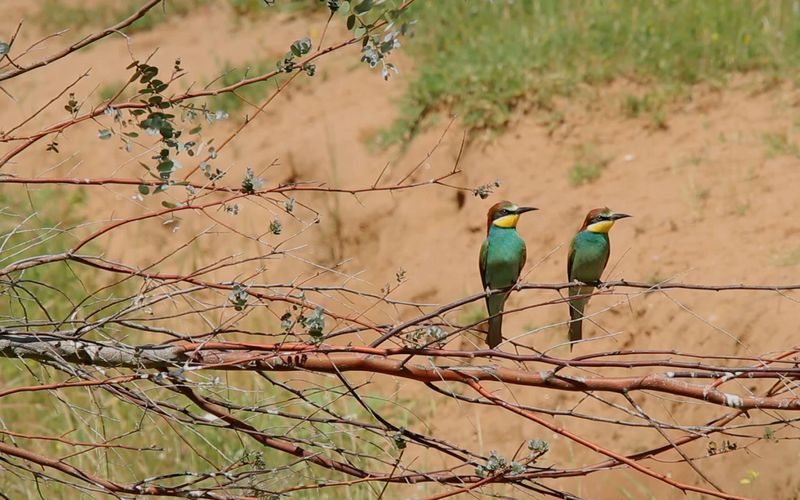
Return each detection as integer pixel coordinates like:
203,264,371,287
610,212,632,220
515,206,539,214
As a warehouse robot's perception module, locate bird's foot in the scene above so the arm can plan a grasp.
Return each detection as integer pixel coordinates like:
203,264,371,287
576,279,603,288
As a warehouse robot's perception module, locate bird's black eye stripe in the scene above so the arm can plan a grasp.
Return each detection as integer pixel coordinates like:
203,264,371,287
591,215,611,224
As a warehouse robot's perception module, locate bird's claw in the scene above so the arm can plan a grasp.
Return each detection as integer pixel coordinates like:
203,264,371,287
574,279,603,288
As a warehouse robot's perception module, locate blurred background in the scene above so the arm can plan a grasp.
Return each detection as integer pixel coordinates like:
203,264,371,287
2,0,800,497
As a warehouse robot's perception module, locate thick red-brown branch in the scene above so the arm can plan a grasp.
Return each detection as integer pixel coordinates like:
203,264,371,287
3,337,799,412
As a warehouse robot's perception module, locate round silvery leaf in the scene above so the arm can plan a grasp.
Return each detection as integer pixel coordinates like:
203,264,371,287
0,42,10,56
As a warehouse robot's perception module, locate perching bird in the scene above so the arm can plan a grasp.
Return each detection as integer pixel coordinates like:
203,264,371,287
567,207,631,349
479,201,538,348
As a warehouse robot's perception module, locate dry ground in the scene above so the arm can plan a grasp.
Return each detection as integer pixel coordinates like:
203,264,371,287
2,3,800,498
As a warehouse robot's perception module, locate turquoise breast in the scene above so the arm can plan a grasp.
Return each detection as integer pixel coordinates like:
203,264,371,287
484,226,525,288
570,231,609,282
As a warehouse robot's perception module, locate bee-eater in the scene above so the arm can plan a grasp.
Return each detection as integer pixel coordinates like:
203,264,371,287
479,201,538,348
567,207,631,349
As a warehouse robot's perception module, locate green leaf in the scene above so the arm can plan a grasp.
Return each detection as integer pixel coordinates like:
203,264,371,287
269,218,282,235
139,65,158,83
157,160,174,173
138,184,150,195
98,129,112,140
161,201,178,208
305,306,325,340
346,14,356,30
280,312,293,331
291,37,312,57
353,0,372,15
0,42,9,56
354,26,366,38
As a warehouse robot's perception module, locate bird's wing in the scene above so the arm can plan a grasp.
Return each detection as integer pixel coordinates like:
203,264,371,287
478,238,489,290
518,241,527,277
567,235,576,280
479,238,489,290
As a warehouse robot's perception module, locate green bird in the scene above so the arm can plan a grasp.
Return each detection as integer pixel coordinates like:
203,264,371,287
567,207,631,349
479,201,538,348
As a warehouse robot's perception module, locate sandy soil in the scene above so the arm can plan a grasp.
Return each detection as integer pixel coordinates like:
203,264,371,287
2,3,800,498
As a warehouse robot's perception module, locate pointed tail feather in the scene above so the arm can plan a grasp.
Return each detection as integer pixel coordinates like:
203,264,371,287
568,286,590,350
485,292,507,348
487,314,503,349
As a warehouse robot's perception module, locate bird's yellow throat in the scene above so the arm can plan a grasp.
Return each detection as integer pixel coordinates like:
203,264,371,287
586,220,614,233
492,214,520,228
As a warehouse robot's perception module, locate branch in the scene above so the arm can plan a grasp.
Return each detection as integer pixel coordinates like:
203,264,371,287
0,0,161,82
0,0,418,166
2,336,799,412
465,380,750,500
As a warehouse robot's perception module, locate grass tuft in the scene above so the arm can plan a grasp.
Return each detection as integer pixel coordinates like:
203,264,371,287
762,130,800,158
568,143,610,186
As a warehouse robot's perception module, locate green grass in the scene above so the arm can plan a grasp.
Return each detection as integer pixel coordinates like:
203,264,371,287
762,130,800,158
376,0,800,149
229,0,325,17
206,60,282,113
568,161,605,186
36,0,209,33
458,304,487,326
568,143,610,186
0,189,405,498
96,80,133,104
773,247,800,266
36,0,323,33
621,86,685,129
0,368,388,498
0,187,96,324
646,271,668,285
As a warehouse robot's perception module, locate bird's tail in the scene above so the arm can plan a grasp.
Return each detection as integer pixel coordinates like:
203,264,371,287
568,285,591,350
485,292,508,348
